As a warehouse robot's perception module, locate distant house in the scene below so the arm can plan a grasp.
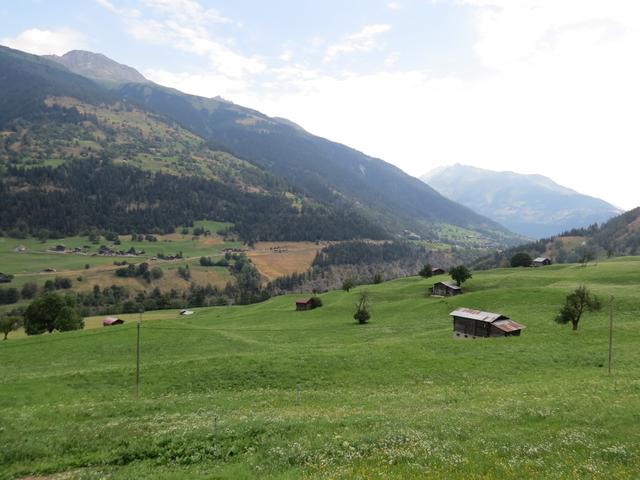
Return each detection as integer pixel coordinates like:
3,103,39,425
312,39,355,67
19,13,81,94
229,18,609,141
533,257,552,267
430,281,462,297
0,273,12,283
450,307,525,339
432,267,446,276
42,267,57,273
14,245,26,253
54,245,66,252
103,317,124,326
180,309,195,316
296,298,315,311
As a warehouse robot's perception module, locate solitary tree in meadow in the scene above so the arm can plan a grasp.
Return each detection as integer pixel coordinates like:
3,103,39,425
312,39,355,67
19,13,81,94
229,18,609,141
554,286,601,331
449,265,472,287
0,315,22,340
354,291,371,324
24,293,84,335
342,278,355,292
510,252,533,267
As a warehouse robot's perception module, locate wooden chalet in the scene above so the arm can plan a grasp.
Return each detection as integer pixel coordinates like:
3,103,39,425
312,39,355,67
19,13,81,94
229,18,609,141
431,267,446,276
450,308,525,339
430,281,462,297
296,298,314,311
102,317,124,326
533,257,552,267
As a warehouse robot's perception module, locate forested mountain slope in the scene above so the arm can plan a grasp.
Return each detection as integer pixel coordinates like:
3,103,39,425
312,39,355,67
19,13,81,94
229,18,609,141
0,45,522,247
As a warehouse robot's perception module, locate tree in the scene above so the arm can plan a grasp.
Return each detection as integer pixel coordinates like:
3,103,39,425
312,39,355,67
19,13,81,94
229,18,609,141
354,291,371,324
510,252,533,267
342,278,355,292
21,282,38,299
177,265,191,281
0,315,22,340
555,286,602,331
24,293,83,335
373,273,383,284
150,267,164,280
449,265,472,287
0,288,19,305
309,296,323,309
418,263,433,278
54,305,84,332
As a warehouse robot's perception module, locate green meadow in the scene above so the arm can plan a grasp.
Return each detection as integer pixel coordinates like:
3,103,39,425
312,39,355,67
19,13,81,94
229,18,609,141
1,259,639,479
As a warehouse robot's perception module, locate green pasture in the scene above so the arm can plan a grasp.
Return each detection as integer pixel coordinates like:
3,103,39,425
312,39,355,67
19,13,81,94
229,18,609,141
1,259,639,478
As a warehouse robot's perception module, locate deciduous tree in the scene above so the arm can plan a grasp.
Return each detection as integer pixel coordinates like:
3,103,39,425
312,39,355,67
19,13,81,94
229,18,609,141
449,265,472,287
554,286,601,331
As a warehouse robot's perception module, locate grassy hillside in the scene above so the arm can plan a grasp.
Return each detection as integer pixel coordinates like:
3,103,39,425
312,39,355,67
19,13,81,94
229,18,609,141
474,207,640,269
1,259,639,478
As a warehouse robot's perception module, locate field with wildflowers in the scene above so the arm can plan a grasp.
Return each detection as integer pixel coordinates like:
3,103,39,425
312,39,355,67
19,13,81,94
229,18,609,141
1,258,639,479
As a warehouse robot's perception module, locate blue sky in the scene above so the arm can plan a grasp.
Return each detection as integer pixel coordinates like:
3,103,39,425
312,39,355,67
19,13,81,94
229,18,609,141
2,1,640,210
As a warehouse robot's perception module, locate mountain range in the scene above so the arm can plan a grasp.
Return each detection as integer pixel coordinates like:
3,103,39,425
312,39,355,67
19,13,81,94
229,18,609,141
422,164,622,239
0,46,523,248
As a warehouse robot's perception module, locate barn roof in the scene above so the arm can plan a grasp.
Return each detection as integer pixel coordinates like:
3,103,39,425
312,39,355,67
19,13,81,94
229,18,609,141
296,298,313,304
449,308,508,323
434,281,461,290
492,319,526,332
102,317,123,325
533,257,550,262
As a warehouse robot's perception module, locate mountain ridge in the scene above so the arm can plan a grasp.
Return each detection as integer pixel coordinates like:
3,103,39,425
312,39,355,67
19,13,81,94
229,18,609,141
422,163,621,238
0,45,523,249
44,50,149,85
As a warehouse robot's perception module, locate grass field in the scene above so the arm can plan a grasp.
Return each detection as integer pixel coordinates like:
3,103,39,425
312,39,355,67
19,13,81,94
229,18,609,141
0,232,240,314
1,259,640,479
247,242,326,281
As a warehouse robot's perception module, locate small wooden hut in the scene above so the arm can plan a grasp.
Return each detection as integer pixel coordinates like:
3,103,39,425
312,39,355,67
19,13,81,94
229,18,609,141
450,308,525,339
103,317,124,326
430,281,462,297
533,257,552,267
296,298,314,311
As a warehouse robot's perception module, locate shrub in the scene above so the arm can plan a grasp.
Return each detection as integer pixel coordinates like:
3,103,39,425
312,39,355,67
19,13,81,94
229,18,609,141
309,296,323,309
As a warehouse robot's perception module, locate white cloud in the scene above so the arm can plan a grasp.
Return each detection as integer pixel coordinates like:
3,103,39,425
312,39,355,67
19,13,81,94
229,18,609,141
140,0,231,25
324,24,392,62
97,0,263,78
232,1,640,209
101,0,640,210
144,68,250,97
1,28,86,55
387,2,402,10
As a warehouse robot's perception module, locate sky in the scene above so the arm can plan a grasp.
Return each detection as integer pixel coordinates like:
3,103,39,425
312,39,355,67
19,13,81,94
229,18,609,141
2,0,639,210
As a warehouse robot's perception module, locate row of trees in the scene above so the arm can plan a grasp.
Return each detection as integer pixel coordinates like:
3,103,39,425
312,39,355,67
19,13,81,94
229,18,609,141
0,158,389,243
1,292,85,339
0,277,72,306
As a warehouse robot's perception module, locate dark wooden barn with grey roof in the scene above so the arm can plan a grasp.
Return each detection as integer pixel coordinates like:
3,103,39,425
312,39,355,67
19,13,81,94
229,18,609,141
450,308,525,339
430,281,462,297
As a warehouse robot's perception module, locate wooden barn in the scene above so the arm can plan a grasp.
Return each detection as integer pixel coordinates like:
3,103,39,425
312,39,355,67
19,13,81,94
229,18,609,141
296,298,314,311
450,308,525,339
102,317,124,326
430,281,462,297
533,256,552,267
431,267,446,276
